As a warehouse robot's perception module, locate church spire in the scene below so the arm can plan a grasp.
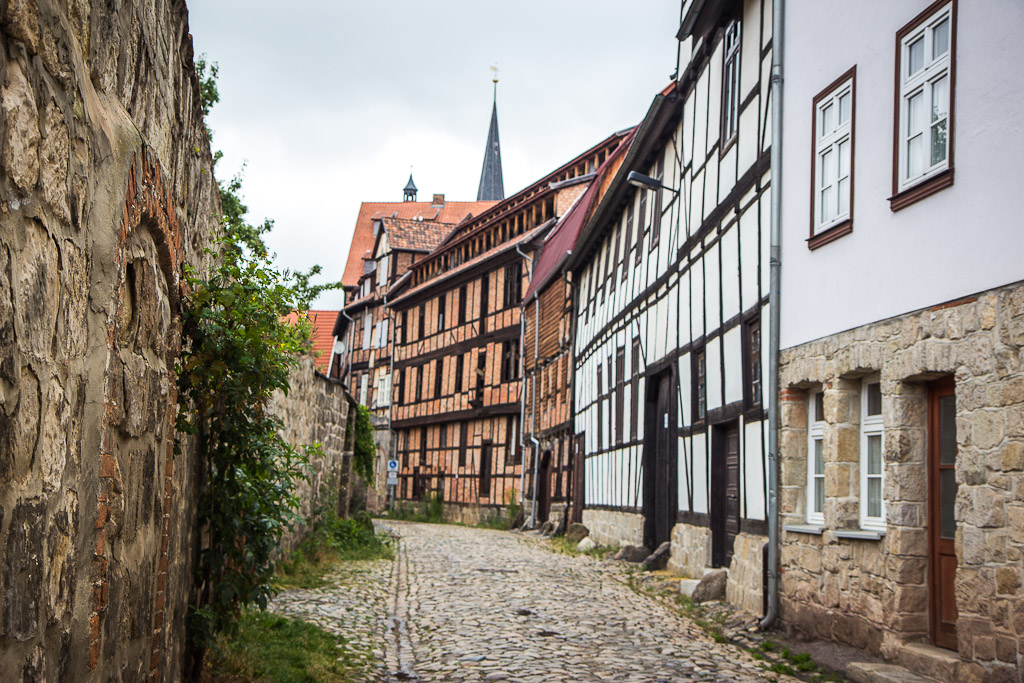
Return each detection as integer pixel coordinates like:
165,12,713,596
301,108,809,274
476,66,505,201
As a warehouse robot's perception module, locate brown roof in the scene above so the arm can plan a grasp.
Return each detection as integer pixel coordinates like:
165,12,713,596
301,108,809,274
341,200,497,287
282,310,338,373
382,217,457,253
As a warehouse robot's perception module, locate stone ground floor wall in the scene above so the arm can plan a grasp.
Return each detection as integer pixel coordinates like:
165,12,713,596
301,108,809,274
270,357,352,553
778,280,1024,681
726,532,767,616
667,522,712,578
583,509,644,548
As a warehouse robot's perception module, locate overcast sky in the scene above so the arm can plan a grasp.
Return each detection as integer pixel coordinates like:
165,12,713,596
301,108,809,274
188,1,681,309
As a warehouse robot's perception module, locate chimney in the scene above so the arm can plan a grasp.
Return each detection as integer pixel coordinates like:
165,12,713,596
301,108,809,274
431,193,445,207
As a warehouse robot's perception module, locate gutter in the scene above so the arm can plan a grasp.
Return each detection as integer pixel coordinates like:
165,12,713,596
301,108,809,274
761,0,784,632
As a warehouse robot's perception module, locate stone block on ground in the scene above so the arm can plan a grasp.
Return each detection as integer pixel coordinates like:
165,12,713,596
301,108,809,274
539,520,555,536
641,541,672,571
679,578,701,597
577,537,596,552
691,569,728,603
612,544,649,563
511,507,525,530
566,523,589,544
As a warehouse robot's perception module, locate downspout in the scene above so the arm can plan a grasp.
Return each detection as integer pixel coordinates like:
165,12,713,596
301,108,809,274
529,295,541,529
514,244,537,519
761,0,784,631
342,308,356,382
384,292,398,511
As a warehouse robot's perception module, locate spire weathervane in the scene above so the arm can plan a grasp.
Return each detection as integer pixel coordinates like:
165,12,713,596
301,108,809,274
491,64,498,102
477,65,505,201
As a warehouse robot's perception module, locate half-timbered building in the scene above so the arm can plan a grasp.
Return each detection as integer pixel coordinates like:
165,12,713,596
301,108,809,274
520,129,634,528
386,133,628,518
330,188,495,411
777,2,1024,678
569,0,773,614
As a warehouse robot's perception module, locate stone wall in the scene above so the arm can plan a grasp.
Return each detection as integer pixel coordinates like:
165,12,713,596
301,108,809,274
270,355,353,553
726,532,766,616
582,509,643,548
0,1,219,680
778,281,1024,681
667,521,711,578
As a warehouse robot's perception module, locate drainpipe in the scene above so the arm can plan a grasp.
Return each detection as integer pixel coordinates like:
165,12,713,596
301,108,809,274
514,244,537,519
529,295,541,529
384,292,398,511
761,0,784,632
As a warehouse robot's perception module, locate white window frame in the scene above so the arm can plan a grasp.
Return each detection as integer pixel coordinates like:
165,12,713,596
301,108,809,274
806,390,825,525
813,76,854,234
897,2,953,191
859,377,885,530
359,373,368,406
361,311,372,349
721,20,741,144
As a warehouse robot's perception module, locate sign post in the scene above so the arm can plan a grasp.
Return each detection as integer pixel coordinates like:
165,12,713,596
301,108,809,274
386,459,399,508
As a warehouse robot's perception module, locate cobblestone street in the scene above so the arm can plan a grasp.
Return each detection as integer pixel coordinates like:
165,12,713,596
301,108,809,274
272,521,795,682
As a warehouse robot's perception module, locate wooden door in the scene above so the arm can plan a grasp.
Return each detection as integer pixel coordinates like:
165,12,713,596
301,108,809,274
643,373,676,550
571,434,585,523
929,378,958,649
537,451,551,523
479,442,493,499
712,423,740,567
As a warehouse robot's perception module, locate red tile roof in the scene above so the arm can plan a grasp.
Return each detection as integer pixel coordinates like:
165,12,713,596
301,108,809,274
382,217,457,253
283,309,338,373
341,200,497,287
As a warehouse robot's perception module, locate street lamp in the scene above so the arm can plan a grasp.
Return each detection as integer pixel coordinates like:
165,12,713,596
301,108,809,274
627,170,679,194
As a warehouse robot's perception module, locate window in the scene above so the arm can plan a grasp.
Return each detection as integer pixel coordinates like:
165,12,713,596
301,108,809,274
458,285,467,325
419,426,427,465
503,261,522,309
635,191,646,265
650,156,664,250
507,415,521,465
399,310,407,345
438,295,446,332
721,20,741,146
860,379,885,530
892,1,955,209
501,339,520,382
414,365,423,403
418,303,425,340
459,422,468,467
440,423,447,450
359,373,368,406
623,203,634,280
630,338,641,440
596,363,604,452
807,391,825,525
611,225,621,292
396,367,404,405
480,273,489,325
811,68,855,246
434,358,443,398
746,318,762,406
694,349,707,421
455,353,464,393
615,346,625,445
362,312,372,349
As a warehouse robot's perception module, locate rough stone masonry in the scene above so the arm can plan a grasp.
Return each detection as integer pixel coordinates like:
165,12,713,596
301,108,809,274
0,0,220,680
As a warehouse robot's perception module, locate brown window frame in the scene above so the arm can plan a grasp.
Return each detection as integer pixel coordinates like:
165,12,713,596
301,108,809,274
480,273,489,325
889,0,957,212
808,66,857,251
635,190,647,265
396,367,405,405
744,317,762,408
438,294,446,331
693,348,707,422
434,358,443,398
417,303,425,340
455,353,464,393
459,422,468,467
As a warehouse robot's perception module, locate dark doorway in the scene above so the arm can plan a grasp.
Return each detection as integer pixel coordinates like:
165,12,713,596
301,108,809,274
479,441,493,499
929,377,958,649
643,372,677,551
571,434,585,523
711,422,740,568
537,450,552,523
